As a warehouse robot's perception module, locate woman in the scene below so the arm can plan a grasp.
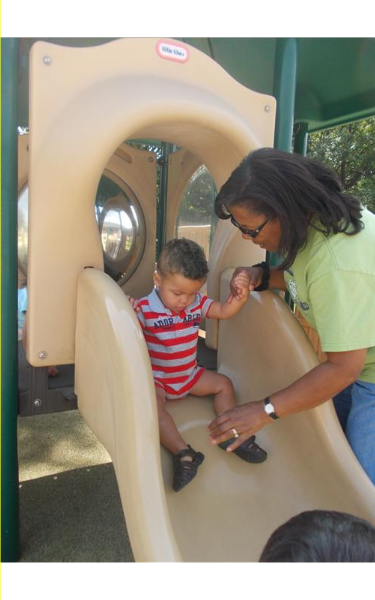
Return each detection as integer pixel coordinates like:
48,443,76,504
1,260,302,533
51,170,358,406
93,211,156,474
208,147,375,485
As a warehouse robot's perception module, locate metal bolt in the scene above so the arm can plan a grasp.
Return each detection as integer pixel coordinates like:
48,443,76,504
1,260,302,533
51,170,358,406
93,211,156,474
43,56,51,66
34,399,43,408
264,105,271,113
38,351,47,359
148,157,154,162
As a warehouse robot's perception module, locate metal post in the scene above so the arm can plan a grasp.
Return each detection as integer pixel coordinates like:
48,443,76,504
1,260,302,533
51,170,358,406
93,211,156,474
294,122,309,156
1,37,20,562
273,38,298,152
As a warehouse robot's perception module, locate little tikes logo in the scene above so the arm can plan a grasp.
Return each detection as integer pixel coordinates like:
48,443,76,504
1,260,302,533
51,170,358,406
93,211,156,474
156,40,189,63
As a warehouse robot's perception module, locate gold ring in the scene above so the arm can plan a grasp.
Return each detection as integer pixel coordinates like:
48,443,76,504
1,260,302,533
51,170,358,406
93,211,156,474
232,428,239,438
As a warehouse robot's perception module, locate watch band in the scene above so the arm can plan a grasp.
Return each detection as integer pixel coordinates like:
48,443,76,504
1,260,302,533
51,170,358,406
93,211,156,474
264,396,279,420
252,262,270,291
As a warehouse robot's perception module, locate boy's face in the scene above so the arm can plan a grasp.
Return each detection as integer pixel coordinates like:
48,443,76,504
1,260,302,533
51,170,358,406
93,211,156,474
153,271,205,314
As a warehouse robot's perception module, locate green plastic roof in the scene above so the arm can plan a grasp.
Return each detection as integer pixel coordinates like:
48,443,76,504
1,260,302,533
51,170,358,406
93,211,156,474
182,38,375,132
16,37,375,132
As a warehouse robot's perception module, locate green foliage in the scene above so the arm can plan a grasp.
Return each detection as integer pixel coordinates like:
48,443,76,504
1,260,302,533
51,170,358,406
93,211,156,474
307,117,375,213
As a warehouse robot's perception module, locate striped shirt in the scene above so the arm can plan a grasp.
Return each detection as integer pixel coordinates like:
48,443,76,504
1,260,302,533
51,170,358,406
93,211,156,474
137,288,214,397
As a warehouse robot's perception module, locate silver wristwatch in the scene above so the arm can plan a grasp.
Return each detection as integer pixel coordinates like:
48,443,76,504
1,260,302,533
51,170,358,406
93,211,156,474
264,397,279,420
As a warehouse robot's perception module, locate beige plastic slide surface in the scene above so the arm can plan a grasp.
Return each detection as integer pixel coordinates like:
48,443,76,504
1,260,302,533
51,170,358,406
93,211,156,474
75,267,375,562
75,268,181,562
27,37,275,365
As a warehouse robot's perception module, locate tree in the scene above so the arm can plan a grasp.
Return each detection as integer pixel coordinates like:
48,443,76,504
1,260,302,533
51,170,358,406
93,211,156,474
306,117,375,213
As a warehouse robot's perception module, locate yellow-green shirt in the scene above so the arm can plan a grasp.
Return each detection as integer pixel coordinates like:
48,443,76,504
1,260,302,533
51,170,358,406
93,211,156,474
284,208,375,383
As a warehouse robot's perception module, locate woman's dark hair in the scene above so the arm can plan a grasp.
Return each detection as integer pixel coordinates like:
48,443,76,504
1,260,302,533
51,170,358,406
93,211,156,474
215,148,364,269
259,510,375,562
157,238,209,280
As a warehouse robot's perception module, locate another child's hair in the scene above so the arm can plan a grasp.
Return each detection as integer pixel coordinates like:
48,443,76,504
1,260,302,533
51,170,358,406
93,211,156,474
259,510,375,562
157,238,209,280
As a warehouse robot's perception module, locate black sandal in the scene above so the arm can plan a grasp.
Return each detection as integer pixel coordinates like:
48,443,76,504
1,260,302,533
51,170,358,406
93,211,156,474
219,435,267,463
172,445,205,492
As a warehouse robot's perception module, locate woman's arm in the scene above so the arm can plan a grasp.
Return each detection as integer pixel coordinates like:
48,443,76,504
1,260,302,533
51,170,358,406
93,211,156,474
207,294,248,320
265,348,367,418
208,348,367,451
269,268,287,291
230,265,287,297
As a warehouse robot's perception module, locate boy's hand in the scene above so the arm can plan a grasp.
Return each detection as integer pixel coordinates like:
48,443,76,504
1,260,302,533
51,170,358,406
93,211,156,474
208,272,251,320
228,271,251,302
229,266,263,300
126,296,141,313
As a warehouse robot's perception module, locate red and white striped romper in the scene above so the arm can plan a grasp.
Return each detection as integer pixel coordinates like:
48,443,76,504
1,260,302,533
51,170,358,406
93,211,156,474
137,288,214,399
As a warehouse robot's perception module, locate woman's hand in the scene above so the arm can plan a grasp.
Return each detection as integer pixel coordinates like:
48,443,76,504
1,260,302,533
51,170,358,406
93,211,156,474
208,401,270,452
230,267,264,300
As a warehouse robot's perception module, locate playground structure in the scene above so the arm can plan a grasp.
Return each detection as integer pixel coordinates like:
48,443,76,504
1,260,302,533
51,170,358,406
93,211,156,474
2,37,375,562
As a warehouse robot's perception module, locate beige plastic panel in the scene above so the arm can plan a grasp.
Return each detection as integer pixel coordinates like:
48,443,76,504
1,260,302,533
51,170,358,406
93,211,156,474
75,267,375,562
104,143,157,299
27,37,275,365
75,267,181,562
18,136,156,297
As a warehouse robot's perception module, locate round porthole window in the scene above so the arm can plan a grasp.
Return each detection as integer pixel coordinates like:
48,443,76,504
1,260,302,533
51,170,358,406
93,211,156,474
17,171,146,289
96,170,146,286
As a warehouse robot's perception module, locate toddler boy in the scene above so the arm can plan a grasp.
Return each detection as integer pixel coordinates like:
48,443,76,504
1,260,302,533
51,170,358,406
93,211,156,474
134,238,267,492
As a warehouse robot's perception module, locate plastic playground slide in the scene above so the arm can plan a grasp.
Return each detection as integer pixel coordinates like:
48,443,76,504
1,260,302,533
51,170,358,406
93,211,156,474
75,267,375,562
25,38,375,561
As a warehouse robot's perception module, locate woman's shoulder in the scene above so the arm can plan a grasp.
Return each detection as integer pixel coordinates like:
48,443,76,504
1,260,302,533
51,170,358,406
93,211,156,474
304,210,375,278
293,210,375,282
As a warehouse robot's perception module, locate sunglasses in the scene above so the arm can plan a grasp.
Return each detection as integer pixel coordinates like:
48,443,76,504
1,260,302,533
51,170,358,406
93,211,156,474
230,214,271,239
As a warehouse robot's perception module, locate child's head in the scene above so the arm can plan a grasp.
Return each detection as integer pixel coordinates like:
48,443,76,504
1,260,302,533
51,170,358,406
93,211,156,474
154,238,208,313
259,510,375,562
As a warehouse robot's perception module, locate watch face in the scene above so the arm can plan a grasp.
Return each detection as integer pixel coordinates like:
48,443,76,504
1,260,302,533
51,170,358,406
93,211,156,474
265,403,274,415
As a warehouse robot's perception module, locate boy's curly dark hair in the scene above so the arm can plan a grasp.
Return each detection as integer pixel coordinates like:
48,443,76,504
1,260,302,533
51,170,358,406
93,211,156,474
157,238,209,281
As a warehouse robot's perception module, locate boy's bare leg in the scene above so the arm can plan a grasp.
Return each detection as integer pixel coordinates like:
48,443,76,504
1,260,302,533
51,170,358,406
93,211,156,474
189,370,236,415
190,371,267,463
155,385,191,459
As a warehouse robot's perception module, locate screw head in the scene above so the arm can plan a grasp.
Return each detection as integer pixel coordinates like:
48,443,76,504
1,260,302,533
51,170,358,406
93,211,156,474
264,105,271,113
34,399,43,408
43,56,51,65
38,351,47,359
148,157,154,162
